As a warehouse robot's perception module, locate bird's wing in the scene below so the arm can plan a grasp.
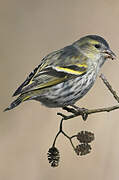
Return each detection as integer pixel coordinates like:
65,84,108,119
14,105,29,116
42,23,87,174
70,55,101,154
13,45,88,96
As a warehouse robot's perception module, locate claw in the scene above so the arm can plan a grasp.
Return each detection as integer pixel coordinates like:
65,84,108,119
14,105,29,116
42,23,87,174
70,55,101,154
70,105,88,121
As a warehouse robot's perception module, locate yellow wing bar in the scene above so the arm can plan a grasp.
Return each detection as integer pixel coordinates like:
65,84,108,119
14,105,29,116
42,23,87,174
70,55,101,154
52,64,88,75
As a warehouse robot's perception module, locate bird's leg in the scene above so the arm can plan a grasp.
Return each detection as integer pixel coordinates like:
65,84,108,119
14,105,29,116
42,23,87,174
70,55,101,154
69,104,88,121
62,106,77,114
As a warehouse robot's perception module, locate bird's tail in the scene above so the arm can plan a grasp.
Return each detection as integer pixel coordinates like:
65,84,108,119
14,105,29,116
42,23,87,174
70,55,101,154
4,94,30,111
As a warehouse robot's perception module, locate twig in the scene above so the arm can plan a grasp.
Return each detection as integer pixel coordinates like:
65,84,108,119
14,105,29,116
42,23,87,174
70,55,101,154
100,73,119,103
58,104,119,121
52,117,76,152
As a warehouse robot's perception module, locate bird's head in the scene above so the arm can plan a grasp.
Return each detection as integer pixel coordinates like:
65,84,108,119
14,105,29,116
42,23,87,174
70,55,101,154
73,35,116,67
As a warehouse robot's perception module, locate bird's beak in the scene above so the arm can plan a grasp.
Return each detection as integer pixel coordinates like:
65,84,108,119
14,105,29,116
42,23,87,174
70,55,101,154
102,49,116,60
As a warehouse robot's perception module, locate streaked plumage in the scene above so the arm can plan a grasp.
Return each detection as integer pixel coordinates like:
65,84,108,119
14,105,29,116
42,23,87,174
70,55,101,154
4,35,116,111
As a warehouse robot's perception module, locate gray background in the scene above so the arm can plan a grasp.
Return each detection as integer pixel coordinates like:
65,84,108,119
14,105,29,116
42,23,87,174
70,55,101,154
1,0,119,179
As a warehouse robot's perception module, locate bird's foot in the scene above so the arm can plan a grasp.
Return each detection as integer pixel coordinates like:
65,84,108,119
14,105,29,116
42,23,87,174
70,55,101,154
69,105,88,121
62,106,77,114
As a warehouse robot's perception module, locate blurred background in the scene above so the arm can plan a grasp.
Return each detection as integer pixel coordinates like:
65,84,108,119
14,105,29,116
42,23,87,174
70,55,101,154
1,0,119,179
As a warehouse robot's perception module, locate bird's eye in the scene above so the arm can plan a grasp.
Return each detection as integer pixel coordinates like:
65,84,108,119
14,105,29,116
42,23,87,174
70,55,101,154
94,44,101,49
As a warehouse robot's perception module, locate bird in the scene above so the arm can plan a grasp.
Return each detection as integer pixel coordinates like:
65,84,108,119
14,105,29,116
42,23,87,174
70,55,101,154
4,35,116,112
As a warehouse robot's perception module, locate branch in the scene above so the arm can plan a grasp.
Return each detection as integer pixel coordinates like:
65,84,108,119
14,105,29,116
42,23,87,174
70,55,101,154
100,74,119,103
57,105,119,121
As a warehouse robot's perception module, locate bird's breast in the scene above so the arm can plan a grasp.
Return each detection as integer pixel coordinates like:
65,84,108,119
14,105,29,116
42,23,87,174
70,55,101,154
38,69,97,107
